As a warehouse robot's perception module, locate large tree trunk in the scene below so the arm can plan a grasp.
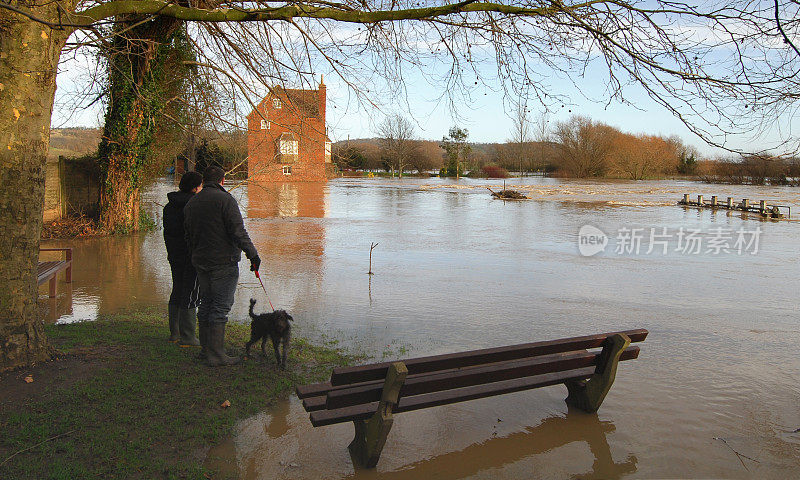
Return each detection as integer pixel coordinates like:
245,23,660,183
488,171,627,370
98,18,180,233
0,4,72,370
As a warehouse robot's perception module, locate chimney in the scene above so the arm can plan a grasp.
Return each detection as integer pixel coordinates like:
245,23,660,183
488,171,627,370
318,75,326,123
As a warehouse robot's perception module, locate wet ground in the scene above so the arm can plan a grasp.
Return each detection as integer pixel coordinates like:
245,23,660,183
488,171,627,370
40,177,800,478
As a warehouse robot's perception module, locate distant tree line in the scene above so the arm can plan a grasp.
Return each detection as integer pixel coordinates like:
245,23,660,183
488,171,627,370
698,156,800,186
331,112,800,185
331,114,701,179
55,121,799,185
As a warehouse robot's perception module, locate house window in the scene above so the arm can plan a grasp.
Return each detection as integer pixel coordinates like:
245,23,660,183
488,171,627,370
325,142,332,163
283,165,292,175
260,119,270,130
273,98,282,109
280,139,298,155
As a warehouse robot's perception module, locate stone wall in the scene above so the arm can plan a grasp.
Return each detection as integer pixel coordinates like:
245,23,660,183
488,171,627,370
42,156,101,221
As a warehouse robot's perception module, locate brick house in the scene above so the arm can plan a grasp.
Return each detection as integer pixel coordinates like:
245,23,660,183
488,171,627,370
247,79,331,181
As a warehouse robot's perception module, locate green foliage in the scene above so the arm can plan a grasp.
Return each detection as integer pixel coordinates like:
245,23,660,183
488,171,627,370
439,127,471,177
439,163,464,177
193,139,229,173
138,209,157,232
677,150,697,175
97,21,197,228
334,145,367,170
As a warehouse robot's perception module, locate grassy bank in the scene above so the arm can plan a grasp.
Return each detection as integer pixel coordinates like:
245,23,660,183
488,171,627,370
0,309,356,479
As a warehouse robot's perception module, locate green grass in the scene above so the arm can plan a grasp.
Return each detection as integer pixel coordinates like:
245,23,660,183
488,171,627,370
0,308,357,479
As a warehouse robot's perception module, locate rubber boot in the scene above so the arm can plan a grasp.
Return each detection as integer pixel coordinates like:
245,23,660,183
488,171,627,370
196,321,209,360
178,308,200,346
168,304,180,342
205,323,240,366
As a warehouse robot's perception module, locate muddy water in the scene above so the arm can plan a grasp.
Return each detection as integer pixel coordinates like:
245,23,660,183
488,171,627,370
40,177,800,478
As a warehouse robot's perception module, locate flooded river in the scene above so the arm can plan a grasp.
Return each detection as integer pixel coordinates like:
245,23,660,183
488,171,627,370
40,177,800,478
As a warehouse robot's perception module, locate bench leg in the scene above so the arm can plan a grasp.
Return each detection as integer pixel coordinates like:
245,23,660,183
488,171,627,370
65,250,72,283
49,276,57,298
349,410,395,468
348,362,407,468
565,333,630,413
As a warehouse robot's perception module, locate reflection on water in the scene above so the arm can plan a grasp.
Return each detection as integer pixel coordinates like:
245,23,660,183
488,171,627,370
205,399,636,480
247,181,328,219
39,177,800,478
38,234,172,321
355,408,637,480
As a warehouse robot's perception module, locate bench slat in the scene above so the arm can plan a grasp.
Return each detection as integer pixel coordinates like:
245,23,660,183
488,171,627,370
37,261,67,284
329,329,648,386
296,381,333,399
37,261,62,274
303,395,327,412
299,351,602,408
310,366,597,427
301,358,533,412
324,346,639,411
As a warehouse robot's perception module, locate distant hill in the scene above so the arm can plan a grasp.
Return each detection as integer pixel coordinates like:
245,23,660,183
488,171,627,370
49,128,102,160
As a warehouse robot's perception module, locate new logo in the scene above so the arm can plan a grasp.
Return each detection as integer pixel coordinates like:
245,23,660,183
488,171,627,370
578,225,608,257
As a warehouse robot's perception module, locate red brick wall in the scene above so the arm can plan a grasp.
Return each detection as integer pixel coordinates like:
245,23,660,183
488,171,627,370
247,85,328,182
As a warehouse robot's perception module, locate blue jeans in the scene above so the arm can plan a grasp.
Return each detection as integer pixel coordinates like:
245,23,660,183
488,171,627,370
196,265,239,325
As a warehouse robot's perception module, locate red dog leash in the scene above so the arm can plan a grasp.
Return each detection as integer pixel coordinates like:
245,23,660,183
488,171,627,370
254,270,275,312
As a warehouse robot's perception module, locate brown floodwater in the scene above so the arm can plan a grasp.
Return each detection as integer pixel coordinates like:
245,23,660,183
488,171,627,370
40,177,800,478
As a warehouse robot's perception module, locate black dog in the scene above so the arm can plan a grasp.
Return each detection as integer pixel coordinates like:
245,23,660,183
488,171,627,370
246,299,293,368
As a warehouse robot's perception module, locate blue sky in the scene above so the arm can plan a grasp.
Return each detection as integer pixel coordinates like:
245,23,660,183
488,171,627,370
52,25,798,159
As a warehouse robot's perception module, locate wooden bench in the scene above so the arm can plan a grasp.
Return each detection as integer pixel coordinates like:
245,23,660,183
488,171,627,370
38,248,73,297
296,328,648,468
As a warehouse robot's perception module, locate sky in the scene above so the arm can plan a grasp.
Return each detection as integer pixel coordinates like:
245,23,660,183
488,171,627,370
51,20,799,159
320,67,738,156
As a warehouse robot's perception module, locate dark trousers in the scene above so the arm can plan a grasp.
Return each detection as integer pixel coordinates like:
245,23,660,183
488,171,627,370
168,259,199,309
196,264,239,325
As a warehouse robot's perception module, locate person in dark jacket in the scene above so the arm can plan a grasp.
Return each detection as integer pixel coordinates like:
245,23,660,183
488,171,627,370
163,171,203,345
184,166,260,366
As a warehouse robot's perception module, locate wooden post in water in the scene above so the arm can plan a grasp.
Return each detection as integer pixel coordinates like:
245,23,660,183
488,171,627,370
710,196,717,207
368,242,378,275
697,195,703,206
